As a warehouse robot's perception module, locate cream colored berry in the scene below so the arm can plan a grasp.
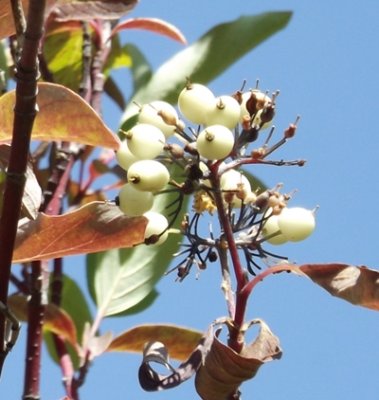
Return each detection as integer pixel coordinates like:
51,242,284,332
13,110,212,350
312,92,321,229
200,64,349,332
116,140,140,170
205,95,241,129
262,214,288,245
138,101,180,138
196,125,234,160
117,184,154,216
278,207,316,242
143,211,169,245
178,83,216,124
127,160,170,192
123,124,165,159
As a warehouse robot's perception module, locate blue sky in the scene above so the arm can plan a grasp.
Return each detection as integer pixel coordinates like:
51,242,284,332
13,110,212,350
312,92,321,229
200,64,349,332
3,1,379,399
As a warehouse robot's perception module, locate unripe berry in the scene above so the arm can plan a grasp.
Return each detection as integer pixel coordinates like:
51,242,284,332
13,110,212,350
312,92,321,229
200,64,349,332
196,125,234,160
278,207,316,242
262,214,288,245
116,140,140,171
138,101,180,138
117,183,154,216
122,124,165,160
205,95,241,129
178,83,216,124
127,160,170,192
143,211,169,245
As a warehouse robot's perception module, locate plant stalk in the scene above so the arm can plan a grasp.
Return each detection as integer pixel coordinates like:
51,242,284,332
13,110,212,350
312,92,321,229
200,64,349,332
0,0,45,365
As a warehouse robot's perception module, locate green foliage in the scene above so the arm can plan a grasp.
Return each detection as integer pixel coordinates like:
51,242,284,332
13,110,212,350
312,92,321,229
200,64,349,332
87,169,190,316
121,12,292,125
44,25,84,91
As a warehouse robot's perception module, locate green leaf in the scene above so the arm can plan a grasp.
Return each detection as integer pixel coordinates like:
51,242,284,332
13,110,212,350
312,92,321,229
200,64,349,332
44,22,83,91
60,274,93,341
44,274,93,370
121,12,292,123
113,289,159,317
103,39,132,76
104,76,126,110
125,44,153,94
0,40,9,85
87,165,189,317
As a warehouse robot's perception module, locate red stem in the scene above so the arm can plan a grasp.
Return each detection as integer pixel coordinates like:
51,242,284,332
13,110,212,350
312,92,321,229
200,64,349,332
23,261,45,399
0,0,45,356
209,162,248,353
240,263,299,299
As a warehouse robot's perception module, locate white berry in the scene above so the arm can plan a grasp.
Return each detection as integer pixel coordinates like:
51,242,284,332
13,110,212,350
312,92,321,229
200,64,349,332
178,83,216,125
117,183,154,216
122,123,165,160
116,140,140,171
278,207,316,242
143,211,169,245
138,101,180,138
262,214,288,245
205,95,241,129
127,160,170,192
196,125,234,160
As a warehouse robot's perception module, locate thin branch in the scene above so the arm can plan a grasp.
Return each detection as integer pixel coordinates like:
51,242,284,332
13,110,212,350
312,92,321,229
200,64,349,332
0,0,46,365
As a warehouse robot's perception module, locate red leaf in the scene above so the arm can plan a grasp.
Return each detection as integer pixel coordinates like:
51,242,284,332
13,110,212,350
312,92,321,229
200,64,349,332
13,201,147,263
0,0,24,39
0,82,120,150
299,263,379,311
108,324,203,361
110,17,187,44
195,319,282,400
8,294,79,348
51,0,137,22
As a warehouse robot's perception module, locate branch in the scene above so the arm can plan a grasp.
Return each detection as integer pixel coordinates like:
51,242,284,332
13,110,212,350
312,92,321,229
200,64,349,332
209,162,248,353
0,0,46,363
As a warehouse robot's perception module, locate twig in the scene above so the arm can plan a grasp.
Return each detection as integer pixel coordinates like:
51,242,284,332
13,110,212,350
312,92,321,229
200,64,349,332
0,0,46,369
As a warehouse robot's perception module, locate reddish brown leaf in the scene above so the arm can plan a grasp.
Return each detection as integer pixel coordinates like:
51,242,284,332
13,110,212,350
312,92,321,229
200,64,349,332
195,319,282,400
110,18,187,44
13,201,147,263
0,82,120,149
108,324,203,362
0,0,59,39
8,294,78,348
51,0,137,21
299,263,379,311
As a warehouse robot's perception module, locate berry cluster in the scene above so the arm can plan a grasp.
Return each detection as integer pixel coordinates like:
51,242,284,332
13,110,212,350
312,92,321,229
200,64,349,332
114,81,316,275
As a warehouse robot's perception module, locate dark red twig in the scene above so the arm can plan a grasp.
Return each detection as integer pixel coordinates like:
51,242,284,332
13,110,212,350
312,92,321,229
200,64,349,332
0,0,46,368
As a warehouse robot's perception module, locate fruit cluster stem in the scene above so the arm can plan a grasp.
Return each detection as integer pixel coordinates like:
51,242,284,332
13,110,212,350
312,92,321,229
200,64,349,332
209,163,248,353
